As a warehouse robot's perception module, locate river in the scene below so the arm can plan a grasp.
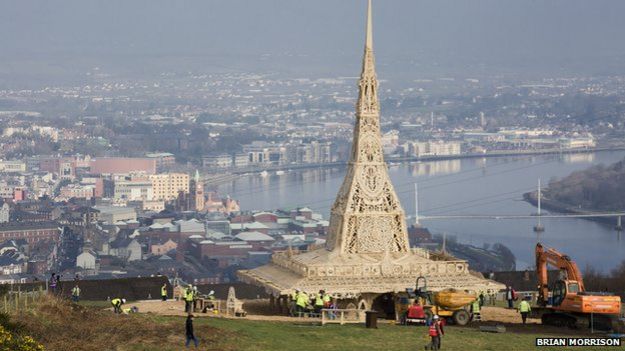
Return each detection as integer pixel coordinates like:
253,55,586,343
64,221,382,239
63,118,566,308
215,150,625,273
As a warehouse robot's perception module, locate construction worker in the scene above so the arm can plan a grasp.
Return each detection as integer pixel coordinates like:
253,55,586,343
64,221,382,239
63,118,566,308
289,289,299,316
517,296,532,325
295,290,308,316
426,315,444,350
322,290,331,308
192,286,199,312
161,283,168,301
184,286,194,313
111,298,126,314
71,285,81,302
314,290,324,314
471,298,481,321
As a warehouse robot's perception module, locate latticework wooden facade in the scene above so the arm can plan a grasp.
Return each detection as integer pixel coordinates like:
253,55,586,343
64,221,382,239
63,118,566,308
238,0,504,304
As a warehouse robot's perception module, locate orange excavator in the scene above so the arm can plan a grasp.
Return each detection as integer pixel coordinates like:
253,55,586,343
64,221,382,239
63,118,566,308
534,243,623,331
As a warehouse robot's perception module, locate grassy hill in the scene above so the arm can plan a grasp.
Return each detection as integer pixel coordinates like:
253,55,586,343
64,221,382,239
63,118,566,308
4,297,621,351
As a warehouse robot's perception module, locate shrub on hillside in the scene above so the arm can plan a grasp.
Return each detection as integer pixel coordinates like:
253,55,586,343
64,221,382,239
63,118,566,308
0,325,44,351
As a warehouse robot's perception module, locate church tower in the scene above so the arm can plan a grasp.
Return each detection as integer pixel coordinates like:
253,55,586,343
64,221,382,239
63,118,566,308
192,170,205,212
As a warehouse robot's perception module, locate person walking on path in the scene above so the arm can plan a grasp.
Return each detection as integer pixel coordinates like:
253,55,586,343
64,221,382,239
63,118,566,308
71,285,81,302
161,283,168,301
185,314,199,348
518,296,532,325
425,315,445,350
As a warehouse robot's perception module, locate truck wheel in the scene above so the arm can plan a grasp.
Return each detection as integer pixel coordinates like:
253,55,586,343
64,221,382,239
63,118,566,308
453,310,470,326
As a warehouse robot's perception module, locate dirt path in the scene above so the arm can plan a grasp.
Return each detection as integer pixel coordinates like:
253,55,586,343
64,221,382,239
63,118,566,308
129,300,538,324
479,306,539,324
129,299,318,323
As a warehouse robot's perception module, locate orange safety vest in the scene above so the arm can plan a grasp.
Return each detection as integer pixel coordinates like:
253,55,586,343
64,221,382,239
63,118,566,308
429,324,439,337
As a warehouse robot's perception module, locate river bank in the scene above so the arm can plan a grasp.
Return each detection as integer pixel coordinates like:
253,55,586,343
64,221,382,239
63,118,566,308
204,146,625,186
523,191,621,228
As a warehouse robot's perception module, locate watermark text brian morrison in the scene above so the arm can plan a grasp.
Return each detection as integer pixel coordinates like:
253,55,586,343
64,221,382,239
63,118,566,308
536,337,621,347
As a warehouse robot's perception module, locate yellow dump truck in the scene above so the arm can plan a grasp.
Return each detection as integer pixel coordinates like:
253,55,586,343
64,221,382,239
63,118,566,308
400,276,477,326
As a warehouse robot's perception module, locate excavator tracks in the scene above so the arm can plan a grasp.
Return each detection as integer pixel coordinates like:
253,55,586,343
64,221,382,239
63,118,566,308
542,312,623,332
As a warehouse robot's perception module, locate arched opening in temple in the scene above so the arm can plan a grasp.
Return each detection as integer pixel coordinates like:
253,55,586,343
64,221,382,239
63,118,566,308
372,293,395,319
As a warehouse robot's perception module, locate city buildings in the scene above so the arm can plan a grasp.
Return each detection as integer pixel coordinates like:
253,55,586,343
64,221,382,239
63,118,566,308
0,222,60,244
145,152,176,171
90,157,157,175
406,140,462,157
150,173,190,201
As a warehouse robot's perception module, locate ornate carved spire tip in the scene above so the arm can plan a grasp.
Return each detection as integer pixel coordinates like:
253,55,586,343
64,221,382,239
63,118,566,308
365,0,373,49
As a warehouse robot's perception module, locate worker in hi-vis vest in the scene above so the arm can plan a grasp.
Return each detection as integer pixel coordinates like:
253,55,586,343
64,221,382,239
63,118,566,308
161,283,168,301
111,298,126,314
518,296,532,325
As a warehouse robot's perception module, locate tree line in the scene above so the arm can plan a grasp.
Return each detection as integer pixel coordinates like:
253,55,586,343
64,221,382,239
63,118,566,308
545,158,625,211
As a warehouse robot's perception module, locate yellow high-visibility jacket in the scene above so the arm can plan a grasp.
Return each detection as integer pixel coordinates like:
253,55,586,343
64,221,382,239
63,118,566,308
518,300,531,313
296,292,309,308
472,300,480,313
322,294,331,304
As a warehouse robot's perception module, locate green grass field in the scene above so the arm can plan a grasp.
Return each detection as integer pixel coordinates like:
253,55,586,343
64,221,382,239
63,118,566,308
137,315,619,351
17,297,621,351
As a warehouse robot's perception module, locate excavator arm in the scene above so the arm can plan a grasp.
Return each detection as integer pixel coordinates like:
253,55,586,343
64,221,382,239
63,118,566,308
535,243,585,305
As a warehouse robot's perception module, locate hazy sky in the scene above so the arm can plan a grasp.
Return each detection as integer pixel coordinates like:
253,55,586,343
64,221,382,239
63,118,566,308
1,0,625,83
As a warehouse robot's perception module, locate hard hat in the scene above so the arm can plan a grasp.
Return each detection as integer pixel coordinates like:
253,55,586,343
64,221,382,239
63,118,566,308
121,298,126,303
209,290,215,295
433,315,439,320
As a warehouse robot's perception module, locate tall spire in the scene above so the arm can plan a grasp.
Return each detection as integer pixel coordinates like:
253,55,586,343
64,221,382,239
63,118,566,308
366,0,373,50
325,0,410,254
357,0,378,124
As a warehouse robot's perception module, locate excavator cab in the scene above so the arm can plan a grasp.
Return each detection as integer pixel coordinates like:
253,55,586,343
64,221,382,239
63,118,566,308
551,280,579,306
